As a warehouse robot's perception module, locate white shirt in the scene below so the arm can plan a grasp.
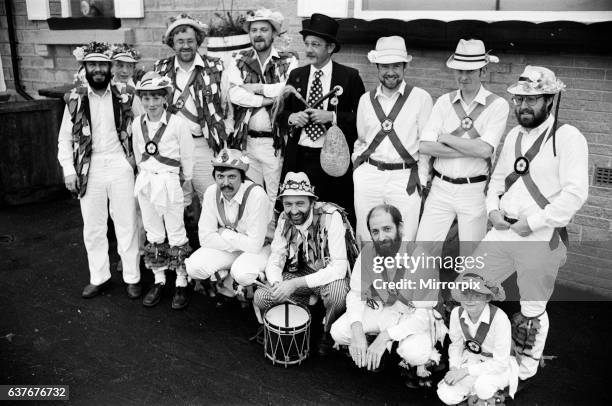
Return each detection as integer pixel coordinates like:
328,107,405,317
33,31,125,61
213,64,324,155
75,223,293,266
353,81,433,185
199,180,271,254
448,304,513,377
421,86,509,178
57,84,123,176
486,114,589,238
298,59,334,148
265,207,349,288
132,112,194,180
228,47,298,132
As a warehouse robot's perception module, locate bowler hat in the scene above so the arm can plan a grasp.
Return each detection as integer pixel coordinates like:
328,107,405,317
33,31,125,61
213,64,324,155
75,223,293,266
300,13,341,53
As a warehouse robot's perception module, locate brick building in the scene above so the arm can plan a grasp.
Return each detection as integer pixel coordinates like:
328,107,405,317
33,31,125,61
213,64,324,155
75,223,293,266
1,0,611,296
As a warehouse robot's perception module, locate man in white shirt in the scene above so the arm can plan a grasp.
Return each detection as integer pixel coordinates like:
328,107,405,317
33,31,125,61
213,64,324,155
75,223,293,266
473,66,588,381
154,14,232,204
331,204,444,379
185,149,271,300
253,172,358,355
57,42,140,299
228,8,298,207
417,39,509,246
353,36,433,242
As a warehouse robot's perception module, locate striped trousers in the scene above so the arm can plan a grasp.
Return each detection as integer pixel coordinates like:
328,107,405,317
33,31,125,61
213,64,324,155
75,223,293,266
254,268,349,332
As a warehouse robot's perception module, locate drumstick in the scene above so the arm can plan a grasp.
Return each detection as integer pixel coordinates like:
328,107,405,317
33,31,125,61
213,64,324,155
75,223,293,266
253,280,298,306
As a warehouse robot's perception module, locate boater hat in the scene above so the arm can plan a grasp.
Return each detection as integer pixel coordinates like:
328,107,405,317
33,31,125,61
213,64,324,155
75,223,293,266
136,71,173,95
73,41,113,63
163,13,209,46
112,44,139,63
446,39,498,70
450,273,505,302
300,13,341,53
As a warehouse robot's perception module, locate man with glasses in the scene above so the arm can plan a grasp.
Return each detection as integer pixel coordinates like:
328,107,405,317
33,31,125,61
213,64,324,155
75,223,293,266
417,39,509,247
474,66,588,383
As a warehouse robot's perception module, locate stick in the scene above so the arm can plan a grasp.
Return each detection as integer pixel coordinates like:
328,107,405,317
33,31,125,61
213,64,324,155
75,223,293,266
252,280,298,306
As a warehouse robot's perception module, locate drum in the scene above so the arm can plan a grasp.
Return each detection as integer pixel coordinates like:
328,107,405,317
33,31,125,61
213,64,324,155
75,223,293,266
263,303,311,367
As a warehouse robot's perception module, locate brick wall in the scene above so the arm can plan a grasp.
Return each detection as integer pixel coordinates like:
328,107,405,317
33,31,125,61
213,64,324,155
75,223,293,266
1,0,611,295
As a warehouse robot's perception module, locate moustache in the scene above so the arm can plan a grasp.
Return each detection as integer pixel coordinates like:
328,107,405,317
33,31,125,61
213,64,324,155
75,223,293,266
221,185,234,191
519,108,534,115
306,53,316,58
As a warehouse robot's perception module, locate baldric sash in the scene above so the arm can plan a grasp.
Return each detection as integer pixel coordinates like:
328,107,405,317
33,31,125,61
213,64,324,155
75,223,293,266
354,87,421,195
215,183,258,229
458,305,499,357
140,111,180,167
503,125,568,250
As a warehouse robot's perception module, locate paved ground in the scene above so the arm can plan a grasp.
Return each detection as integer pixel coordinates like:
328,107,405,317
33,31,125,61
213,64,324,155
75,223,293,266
0,198,610,405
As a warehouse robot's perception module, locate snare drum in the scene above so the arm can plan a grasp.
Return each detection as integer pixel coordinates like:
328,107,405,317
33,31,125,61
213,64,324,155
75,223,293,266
263,303,311,367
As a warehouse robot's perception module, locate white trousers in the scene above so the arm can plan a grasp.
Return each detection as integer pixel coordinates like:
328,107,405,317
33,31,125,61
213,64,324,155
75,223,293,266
188,137,216,204
80,154,139,285
185,245,271,286
473,227,565,379
331,306,433,366
437,369,511,405
136,173,188,247
245,136,283,210
353,163,421,243
417,177,487,245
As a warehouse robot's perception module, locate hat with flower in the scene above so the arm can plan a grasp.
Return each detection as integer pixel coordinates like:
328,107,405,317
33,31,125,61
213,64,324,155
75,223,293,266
243,8,284,33
73,41,113,63
111,43,140,63
211,148,250,172
507,65,566,95
163,13,209,46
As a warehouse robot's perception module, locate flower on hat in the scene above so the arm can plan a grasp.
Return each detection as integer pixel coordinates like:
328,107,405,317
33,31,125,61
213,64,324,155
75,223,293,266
509,66,566,95
74,41,113,61
72,47,85,62
111,43,140,60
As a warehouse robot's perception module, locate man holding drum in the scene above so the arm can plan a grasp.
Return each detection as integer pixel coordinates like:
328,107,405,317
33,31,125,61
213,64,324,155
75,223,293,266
254,172,358,355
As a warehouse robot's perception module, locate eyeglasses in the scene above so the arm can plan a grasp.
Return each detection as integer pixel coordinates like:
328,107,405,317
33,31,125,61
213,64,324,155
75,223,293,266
512,95,544,106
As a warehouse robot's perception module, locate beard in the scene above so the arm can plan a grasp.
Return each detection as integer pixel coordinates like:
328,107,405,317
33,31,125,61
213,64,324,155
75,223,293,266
177,47,196,63
374,232,402,257
380,75,401,91
252,37,271,52
515,105,549,129
85,69,111,90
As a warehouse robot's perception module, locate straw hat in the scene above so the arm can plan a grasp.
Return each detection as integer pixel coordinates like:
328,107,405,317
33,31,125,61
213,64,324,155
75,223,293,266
450,273,505,302
163,13,209,46
243,8,283,33
112,44,139,63
446,39,499,70
367,36,412,64
136,71,173,95
507,65,566,95
278,172,318,199
73,41,113,63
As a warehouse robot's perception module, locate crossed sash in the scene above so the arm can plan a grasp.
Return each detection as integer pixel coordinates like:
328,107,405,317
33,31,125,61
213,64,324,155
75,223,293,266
215,183,258,229
140,111,180,167
503,125,568,250
354,87,421,195
458,305,499,357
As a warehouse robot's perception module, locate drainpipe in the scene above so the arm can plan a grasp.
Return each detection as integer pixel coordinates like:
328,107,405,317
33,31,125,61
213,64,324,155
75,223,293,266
5,0,33,100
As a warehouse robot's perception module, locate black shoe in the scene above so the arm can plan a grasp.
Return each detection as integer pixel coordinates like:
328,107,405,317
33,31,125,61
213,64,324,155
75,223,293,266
171,286,189,310
82,280,111,298
317,332,334,356
126,283,141,299
143,283,164,307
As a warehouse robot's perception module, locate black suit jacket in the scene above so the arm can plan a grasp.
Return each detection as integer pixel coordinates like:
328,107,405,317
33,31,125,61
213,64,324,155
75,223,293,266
278,61,365,173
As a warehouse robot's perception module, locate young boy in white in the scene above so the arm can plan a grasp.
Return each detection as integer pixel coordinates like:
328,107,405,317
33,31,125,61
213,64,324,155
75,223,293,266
132,71,195,310
437,273,518,405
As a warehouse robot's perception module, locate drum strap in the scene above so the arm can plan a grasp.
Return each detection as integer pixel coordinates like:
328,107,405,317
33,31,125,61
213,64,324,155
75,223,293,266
354,88,420,196
458,305,498,358
216,183,258,229
503,127,568,250
140,112,180,167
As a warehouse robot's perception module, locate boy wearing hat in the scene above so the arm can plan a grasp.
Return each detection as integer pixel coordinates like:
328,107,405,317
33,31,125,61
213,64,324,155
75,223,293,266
227,8,298,208
417,39,509,245
185,149,271,299
437,273,518,405
473,66,588,380
154,14,233,204
253,171,359,355
132,72,194,309
277,13,365,224
353,36,433,242
58,41,141,299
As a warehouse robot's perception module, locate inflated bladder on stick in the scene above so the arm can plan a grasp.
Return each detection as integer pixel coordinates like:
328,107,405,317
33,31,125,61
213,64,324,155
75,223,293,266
320,124,350,177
